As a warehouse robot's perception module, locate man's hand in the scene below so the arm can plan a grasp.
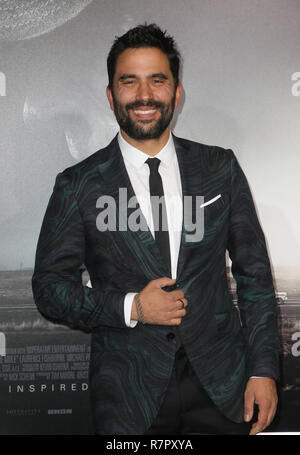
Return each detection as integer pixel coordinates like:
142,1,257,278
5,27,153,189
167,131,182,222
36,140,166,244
131,277,188,326
244,377,278,435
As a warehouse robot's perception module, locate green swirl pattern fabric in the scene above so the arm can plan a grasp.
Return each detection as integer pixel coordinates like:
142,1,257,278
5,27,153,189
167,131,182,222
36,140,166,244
32,134,280,435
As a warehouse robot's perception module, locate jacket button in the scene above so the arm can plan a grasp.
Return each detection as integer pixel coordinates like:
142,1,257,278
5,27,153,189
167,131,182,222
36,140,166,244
166,332,175,341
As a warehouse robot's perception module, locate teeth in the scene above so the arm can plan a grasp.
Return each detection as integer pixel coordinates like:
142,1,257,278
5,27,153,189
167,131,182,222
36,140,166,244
134,109,156,114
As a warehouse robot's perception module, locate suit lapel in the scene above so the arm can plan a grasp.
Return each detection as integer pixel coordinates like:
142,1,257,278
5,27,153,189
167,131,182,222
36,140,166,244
96,134,202,281
96,135,170,279
173,134,203,282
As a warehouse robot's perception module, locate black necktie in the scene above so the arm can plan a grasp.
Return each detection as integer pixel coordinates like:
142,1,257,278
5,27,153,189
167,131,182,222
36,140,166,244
146,157,182,351
146,158,171,276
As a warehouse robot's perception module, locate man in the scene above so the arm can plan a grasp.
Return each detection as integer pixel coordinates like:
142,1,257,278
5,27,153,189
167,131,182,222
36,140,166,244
32,24,280,435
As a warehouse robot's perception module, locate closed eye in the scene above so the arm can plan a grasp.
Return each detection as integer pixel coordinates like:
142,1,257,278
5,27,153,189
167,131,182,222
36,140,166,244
119,74,136,85
152,73,168,84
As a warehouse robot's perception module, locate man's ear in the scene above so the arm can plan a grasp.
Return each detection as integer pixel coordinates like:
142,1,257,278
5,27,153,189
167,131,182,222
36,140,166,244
106,86,114,111
174,81,182,110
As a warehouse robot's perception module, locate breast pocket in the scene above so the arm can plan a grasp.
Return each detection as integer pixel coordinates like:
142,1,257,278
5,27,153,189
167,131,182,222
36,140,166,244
200,194,222,208
200,192,229,243
182,192,229,245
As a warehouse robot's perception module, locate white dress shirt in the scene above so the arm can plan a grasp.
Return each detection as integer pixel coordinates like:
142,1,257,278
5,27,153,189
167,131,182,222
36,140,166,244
118,131,183,328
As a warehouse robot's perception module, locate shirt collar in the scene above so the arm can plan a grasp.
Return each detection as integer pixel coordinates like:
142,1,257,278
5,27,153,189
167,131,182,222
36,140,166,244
118,130,176,170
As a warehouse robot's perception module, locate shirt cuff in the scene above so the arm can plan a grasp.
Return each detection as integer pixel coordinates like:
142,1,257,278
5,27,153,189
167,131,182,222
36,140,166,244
124,292,138,328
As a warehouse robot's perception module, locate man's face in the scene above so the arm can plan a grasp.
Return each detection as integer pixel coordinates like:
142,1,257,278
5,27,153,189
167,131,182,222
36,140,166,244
106,47,182,141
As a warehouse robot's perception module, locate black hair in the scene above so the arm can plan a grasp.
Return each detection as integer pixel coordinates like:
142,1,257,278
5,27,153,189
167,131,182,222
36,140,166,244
107,23,181,89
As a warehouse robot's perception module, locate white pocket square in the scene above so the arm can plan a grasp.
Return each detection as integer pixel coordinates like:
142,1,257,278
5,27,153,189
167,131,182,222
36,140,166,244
200,194,221,208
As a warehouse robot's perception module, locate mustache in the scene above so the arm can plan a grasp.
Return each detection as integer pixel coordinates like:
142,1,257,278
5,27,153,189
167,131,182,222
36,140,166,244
125,100,164,111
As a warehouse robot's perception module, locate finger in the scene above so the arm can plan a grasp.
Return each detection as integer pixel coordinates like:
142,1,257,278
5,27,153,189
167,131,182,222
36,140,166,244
168,289,185,301
173,307,186,318
154,277,176,288
169,317,183,326
175,298,187,309
265,401,277,428
249,423,263,435
250,403,270,435
244,391,255,423
250,408,276,435
249,418,269,435
166,301,186,316
166,298,187,313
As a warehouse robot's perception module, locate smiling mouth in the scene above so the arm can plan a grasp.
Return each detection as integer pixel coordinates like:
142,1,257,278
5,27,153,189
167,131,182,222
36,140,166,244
132,108,158,120
134,109,157,114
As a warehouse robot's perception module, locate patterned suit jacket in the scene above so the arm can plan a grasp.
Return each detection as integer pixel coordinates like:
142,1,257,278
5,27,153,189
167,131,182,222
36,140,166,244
32,134,280,435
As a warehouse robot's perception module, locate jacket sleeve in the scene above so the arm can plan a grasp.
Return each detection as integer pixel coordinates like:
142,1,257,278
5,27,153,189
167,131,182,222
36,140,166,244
227,150,280,380
32,172,126,331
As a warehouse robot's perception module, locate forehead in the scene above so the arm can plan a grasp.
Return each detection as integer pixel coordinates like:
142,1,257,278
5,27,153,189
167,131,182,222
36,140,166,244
114,47,172,77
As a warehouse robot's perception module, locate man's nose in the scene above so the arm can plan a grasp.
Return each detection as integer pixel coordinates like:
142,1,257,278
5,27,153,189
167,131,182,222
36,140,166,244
136,81,153,101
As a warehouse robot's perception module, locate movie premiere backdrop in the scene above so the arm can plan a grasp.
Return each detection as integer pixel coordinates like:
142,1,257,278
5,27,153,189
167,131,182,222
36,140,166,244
0,0,299,435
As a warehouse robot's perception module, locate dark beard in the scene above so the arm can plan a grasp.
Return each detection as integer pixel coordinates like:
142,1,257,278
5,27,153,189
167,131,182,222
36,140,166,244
111,94,176,140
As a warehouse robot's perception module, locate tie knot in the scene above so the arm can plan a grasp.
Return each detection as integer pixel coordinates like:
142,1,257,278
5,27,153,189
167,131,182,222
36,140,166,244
146,157,161,174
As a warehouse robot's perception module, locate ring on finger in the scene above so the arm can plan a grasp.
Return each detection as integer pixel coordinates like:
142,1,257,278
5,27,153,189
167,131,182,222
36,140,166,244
178,298,184,309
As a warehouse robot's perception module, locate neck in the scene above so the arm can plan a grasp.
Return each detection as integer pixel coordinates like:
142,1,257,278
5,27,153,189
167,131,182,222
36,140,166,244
120,127,170,156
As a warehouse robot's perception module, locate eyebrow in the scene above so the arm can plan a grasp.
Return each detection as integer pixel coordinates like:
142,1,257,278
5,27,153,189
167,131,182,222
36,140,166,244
151,73,168,80
119,73,169,81
119,74,136,81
